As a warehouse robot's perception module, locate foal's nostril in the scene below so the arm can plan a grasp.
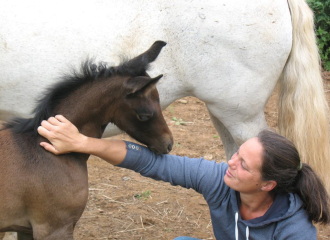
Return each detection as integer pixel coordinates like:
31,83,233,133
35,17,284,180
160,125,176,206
167,143,173,153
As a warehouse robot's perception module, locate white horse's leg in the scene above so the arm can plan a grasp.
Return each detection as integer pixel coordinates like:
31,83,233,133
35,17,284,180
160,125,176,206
226,112,268,146
102,123,123,138
207,109,237,160
207,104,268,156
2,232,17,240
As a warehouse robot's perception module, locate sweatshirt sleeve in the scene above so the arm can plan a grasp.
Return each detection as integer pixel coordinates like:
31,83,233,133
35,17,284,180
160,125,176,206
117,141,230,205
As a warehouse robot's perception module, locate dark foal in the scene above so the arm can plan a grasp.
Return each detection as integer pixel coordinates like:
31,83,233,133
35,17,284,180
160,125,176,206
0,41,173,240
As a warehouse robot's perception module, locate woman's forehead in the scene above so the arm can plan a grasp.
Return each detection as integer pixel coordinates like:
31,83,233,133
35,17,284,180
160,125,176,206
240,137,263,167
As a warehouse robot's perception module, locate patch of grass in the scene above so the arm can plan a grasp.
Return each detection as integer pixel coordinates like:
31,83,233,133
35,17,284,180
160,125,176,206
174,143,182,148
164,228,173,232
172,117,187,125
134,190,151,200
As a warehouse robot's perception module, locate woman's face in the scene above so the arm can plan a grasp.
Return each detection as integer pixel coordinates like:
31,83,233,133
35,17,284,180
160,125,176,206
224,137,267,193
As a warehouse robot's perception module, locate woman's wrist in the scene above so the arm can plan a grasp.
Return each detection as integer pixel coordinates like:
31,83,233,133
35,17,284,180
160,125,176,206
76,134,97,155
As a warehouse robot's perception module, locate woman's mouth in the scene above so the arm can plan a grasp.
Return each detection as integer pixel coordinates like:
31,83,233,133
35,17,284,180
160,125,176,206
226,169,233,178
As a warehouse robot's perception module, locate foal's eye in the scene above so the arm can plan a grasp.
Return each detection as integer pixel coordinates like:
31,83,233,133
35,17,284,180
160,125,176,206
137,114,152,122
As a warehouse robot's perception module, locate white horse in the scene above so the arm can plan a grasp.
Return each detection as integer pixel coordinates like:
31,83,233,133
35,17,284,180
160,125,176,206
0,0,328,195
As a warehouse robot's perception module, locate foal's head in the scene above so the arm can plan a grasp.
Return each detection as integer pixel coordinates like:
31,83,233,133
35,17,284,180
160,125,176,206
5,41,173,154
107,41,173,153
112,73,173,153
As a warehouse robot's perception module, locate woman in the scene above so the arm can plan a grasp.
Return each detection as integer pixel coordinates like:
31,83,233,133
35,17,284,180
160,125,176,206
38,115,330,240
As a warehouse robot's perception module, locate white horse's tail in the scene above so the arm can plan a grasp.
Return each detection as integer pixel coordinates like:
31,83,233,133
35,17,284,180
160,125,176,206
279,0,329,190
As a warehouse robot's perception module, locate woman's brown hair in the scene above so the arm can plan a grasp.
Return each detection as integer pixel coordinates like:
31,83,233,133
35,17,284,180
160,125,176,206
258,130,330,224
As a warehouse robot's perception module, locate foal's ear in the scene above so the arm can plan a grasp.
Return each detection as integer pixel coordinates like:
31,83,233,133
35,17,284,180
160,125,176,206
125,74,163,96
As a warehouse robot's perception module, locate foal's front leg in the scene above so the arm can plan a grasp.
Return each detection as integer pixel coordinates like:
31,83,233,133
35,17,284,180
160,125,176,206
29,223,75,240
8,227,75,240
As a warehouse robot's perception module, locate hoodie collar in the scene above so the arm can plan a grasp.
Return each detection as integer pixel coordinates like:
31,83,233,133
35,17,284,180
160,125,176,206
231,190,303,228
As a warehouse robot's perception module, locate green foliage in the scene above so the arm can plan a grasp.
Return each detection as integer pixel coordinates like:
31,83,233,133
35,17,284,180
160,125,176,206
134,190,151,200
307,0,330,70
172,117,187,125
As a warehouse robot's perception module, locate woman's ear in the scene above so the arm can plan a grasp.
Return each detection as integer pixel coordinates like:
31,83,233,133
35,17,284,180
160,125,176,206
261,180,277,192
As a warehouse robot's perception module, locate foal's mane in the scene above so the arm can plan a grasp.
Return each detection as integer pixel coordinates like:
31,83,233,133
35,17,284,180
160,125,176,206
3,57,150,135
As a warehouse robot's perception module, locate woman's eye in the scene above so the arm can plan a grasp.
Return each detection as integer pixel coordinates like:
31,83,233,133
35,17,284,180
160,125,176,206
241,163,246,170
137,114,151,122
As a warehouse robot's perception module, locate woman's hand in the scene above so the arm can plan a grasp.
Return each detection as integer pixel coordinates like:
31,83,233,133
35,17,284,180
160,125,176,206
38,115,127,165
38,115,87,155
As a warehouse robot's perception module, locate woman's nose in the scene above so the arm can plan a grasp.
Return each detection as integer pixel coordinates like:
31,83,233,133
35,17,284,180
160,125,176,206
228,159,236,169
228,155,238,168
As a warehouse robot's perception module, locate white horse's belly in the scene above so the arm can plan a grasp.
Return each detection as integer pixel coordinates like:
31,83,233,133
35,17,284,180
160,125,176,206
0,0,291,137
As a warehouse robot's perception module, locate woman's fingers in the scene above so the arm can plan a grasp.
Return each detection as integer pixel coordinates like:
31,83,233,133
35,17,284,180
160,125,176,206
38,126,61,155
42,115,71,130
40,119,58,131
55,115,70,123
37,125,52,138
47,116,62,126
38,115,81,155
40,142,60,155
40,116,77,136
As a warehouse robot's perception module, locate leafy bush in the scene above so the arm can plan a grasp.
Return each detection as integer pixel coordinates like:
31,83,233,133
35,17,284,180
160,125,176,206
307,0,330,71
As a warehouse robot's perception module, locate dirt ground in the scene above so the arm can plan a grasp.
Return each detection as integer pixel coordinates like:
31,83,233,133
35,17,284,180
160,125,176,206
69,71,330,240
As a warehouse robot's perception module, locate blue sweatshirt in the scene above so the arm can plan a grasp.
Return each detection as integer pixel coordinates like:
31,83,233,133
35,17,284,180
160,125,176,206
118,142,316,240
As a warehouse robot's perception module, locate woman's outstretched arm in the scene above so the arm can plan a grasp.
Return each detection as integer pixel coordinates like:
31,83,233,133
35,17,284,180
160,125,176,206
37,115,127,165
38,116,229,204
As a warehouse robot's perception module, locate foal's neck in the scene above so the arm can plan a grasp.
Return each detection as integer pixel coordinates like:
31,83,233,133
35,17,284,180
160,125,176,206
54,80,121,138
